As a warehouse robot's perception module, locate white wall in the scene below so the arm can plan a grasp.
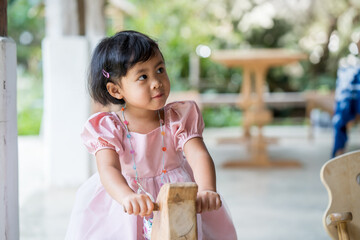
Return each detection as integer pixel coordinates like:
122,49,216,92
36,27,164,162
0,37,19,240
42,37,91,186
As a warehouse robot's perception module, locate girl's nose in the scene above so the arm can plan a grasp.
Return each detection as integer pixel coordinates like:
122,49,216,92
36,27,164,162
151,78,162,89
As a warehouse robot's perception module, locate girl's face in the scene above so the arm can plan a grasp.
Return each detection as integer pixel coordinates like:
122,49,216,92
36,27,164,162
108,51,170,112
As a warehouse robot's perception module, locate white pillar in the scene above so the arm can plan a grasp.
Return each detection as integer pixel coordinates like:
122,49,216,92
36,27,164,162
85,0,106,51
45,0,79,37
0,37,19,240
189,53,200,89
42,37,91,186
85,0,105,37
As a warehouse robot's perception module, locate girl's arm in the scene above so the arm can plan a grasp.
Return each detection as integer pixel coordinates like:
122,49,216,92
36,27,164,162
183,137,222,213
96,149,154,217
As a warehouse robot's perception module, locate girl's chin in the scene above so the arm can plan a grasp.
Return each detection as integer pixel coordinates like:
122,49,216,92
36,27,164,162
153,96,168,106
155,102,167,110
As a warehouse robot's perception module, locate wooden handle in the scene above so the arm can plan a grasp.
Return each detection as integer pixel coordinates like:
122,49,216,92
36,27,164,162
337,222,351,240
123,202,160,213
153,202,159,211
326,212,352,240
326,212,353,226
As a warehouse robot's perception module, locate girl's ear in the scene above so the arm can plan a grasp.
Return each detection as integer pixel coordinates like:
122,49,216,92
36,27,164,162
106,82,124,100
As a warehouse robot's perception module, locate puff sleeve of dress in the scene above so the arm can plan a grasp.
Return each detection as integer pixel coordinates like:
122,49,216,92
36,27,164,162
81,112,124,155
167,101,205,151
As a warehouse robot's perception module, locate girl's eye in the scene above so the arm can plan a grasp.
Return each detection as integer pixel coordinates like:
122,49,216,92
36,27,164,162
157,67,164,74
138,75,147,81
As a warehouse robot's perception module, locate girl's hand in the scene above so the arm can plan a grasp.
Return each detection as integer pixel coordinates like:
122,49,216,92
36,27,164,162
122,193,154,217
196,190,222,213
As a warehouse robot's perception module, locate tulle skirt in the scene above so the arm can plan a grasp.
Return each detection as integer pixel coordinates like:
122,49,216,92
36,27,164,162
65,165,237,240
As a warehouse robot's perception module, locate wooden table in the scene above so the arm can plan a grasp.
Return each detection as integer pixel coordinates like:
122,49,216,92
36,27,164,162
211,48,307,168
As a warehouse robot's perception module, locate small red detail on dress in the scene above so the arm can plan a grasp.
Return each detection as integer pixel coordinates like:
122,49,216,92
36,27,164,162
98,137,108,145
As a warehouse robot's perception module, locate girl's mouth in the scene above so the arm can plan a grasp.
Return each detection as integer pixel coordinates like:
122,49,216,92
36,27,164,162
152,93,164,98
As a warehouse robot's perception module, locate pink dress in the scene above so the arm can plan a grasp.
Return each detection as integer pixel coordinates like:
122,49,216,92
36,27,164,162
65,101,237,240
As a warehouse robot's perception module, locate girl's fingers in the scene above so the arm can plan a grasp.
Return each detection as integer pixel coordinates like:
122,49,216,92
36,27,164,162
140,195,155,217
196,197,202,213
216,195,222,209
131,201,140,215
201,196,209,212
124,202,133,214
145,199,154,216
209,194,222,211
123,194,157,217
196,191,222,213
208,195,216,211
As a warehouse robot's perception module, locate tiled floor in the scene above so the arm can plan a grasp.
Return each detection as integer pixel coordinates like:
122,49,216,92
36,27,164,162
18,125,360,239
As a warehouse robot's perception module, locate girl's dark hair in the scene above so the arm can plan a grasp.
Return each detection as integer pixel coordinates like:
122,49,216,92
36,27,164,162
89,30,162,105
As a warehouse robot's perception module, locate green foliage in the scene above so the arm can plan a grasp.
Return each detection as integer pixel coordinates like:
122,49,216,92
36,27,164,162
121,1,307,94
202,106,242,127
8,0,44,135
18,107,42,135
200,58,243,93
17,71,43,135
122,0,216,90
8,0,44,76
121,0,360,94
245,18,292,48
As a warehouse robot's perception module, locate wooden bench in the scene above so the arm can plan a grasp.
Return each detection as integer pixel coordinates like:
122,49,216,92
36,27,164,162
168,91,306,109
200,92,306,108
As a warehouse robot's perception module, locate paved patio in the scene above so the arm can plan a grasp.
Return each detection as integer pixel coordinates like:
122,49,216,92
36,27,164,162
18,125,360,239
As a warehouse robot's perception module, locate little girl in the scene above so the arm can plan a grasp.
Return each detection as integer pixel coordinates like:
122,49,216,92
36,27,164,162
65,30,237,240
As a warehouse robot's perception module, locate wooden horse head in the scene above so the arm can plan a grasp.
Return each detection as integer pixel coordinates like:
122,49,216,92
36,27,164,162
321,150,360,239
151,182,198,240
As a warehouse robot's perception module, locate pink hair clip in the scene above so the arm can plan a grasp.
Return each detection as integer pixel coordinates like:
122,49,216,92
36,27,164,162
102,69,110,79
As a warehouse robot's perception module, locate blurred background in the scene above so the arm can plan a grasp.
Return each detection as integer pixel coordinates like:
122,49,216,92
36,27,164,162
13,0,360,131
8,0,360,239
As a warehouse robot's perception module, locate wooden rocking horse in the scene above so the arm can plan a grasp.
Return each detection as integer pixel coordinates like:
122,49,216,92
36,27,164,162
151,182,198,240
321,150,360,239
